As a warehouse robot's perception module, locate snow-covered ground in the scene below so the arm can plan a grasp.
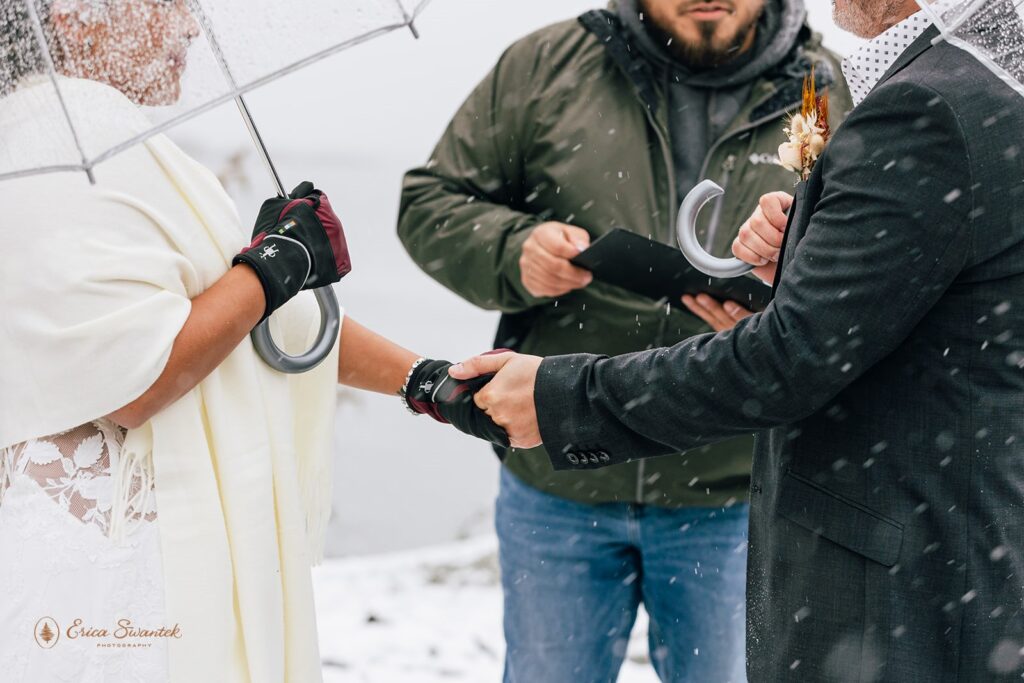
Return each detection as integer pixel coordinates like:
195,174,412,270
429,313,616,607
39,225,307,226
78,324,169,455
314,535,661,683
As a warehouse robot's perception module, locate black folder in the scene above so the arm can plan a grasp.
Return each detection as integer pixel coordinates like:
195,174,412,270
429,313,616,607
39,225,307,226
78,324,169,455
570,228,772,313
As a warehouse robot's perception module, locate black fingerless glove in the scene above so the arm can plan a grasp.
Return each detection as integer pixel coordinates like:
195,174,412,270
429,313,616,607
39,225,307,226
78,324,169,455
404,359,510,448
233,181,352,321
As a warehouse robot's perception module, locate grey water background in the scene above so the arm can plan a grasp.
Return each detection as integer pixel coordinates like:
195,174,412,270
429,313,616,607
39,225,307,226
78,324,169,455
169,0,864,557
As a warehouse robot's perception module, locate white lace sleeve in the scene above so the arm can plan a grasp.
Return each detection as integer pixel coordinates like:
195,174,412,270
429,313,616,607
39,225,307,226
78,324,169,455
0,419,156,536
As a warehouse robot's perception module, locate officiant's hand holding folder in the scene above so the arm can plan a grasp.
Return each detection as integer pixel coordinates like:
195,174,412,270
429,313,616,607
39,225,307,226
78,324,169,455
569,229,772,315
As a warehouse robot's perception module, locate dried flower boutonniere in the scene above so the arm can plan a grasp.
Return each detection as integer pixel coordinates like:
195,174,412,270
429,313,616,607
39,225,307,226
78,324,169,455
778,69,831,182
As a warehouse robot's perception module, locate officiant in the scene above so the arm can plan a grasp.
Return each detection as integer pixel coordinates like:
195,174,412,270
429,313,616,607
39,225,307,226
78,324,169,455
397,0,851,679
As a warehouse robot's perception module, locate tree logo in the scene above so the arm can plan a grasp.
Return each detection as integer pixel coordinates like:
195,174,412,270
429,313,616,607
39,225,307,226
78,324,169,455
34,617,60,649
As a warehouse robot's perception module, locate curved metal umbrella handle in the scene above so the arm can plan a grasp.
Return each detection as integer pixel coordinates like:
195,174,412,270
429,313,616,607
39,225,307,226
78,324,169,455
250,285,341,374
677,179,754,279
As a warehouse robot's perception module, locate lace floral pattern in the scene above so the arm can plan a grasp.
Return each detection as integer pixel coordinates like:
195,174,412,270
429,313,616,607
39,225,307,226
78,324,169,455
0,420,156,535
0,420,168,682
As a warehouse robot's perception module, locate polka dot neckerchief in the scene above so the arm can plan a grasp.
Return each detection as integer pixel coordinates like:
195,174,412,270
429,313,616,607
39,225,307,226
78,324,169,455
842,11,935,107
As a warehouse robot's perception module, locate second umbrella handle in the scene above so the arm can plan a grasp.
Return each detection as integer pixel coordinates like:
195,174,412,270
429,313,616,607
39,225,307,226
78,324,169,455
250,285,341,374
677,179,755,279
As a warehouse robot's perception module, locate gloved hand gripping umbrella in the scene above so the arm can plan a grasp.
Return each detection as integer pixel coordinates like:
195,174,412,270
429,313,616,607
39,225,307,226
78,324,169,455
675,0,1024,279
0,0,433,373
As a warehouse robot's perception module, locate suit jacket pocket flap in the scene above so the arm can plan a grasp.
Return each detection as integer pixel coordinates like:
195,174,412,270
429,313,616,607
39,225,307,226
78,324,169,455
778,471,904,567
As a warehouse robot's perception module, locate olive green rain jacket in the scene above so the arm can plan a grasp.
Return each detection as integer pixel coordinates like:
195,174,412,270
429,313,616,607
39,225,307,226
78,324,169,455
398,6,852,507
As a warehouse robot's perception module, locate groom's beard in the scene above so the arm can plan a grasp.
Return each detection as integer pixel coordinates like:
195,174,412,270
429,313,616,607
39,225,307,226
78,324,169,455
833,0,910,38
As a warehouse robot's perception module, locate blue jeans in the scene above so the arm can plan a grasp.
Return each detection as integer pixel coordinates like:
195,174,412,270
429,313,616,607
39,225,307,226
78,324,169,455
496,469,748,683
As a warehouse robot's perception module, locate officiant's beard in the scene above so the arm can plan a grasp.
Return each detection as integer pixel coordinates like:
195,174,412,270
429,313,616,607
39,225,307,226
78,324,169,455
640,0,764,70
647,11,761,69
675,20,756,69
832,0,916,39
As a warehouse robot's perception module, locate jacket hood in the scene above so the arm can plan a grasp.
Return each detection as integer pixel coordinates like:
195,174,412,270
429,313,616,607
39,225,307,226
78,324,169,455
614,0,808,89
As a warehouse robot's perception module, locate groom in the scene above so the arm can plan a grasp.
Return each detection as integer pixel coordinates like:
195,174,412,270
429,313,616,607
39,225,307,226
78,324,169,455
449,0,1024,679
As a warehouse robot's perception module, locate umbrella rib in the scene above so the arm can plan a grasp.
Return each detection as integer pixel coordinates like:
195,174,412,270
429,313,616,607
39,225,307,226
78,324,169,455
22,0,95,183
185,0,288,195
394,0,421,39
411,0,436,21
88,22,408,169
248,21,412,86
185,0,239,90
0,163,92,182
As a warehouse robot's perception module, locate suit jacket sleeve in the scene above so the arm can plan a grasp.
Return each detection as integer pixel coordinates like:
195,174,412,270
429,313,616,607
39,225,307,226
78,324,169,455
536,80,974,470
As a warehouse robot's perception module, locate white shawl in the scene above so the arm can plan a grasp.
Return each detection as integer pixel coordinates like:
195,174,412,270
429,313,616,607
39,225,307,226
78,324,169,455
0,78,340,683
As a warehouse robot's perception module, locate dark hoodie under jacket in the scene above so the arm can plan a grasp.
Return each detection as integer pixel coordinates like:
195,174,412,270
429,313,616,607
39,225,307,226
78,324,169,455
617,0,808,202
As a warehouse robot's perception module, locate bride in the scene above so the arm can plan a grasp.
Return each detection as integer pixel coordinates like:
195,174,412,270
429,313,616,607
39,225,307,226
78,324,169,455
0,1,503,681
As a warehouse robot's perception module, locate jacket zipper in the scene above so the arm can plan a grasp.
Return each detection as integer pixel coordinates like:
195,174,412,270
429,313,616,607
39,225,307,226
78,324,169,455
652,99,800,250
635,97,798,504
703,153,737,250
640,106,679,243
688,100,804,268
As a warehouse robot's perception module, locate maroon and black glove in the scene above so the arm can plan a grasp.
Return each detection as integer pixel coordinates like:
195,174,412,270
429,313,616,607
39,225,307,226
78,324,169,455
405,359,510,448
233,181,352,321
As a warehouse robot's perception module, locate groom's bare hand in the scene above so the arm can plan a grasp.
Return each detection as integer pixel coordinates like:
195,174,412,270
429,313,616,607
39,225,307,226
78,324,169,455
448,352,543,449
731,191,792,285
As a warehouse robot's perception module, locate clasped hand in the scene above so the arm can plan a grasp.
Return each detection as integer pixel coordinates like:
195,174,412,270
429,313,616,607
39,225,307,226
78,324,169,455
448,352,544,449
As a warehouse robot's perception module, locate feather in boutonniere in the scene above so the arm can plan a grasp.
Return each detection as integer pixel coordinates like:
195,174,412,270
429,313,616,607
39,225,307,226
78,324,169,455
778,68,831,182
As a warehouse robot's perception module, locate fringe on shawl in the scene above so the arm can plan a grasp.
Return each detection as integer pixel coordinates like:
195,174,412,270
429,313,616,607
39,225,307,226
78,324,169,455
108,440,155,544
0,448,10,498
108,427,331,563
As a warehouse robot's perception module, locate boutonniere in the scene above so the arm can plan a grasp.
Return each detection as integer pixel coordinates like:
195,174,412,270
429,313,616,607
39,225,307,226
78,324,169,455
778,69,831,182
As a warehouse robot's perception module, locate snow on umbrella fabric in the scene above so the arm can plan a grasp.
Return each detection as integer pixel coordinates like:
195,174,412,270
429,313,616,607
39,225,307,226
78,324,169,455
919,0,1024,99
0,0,432,372
0,0,432,180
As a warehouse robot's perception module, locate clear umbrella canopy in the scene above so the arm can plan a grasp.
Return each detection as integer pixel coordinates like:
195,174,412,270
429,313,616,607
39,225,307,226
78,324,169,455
919,0,1024,98
0,0,432,373
0,0,432,182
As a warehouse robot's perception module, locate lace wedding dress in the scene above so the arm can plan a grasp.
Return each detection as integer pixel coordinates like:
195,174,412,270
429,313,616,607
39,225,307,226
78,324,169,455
0,420,170,683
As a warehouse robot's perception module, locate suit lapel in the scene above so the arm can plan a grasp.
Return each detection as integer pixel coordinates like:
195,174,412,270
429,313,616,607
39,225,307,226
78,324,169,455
769,24,941,300
770,178,819,298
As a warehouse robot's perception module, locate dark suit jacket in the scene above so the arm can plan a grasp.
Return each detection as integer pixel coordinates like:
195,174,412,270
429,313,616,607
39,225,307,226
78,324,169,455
534,27,1024,681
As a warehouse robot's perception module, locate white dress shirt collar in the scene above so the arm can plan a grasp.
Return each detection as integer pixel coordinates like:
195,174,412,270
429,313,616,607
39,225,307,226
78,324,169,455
841,11,935,106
